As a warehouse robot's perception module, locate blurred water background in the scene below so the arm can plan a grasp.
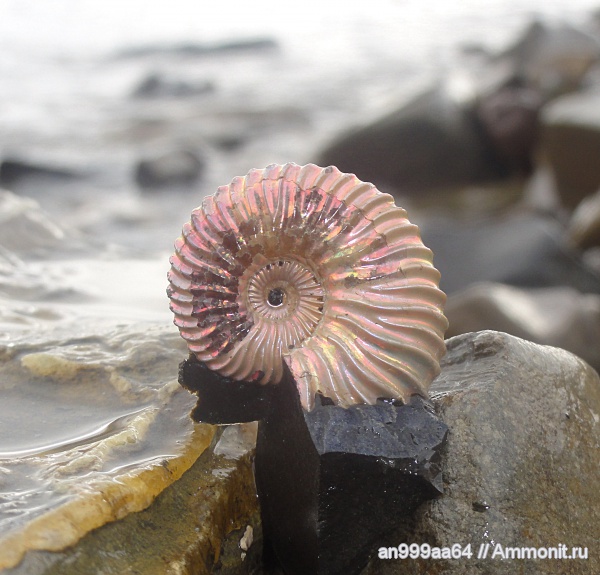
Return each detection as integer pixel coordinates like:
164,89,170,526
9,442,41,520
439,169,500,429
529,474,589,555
1,0,599,252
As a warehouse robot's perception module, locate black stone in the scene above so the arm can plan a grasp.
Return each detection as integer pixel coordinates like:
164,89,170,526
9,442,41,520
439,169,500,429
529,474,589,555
180,358,448,575
179,355,276,424
255,367,447,575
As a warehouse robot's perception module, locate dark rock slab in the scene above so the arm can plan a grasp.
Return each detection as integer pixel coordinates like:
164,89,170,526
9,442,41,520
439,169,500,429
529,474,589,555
255,371,447,575
179,355,275,424
179,358,448,575
419,212,600,295
363,330,600,575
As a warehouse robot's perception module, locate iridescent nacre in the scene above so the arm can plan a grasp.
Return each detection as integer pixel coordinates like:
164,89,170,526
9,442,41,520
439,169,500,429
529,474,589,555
168,163,448,410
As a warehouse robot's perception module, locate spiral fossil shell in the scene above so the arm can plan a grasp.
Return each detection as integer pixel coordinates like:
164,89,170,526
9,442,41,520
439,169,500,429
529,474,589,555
168,163,448,410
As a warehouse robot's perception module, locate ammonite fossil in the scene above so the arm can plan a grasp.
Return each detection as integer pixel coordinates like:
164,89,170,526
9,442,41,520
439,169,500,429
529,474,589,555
168,163,448,410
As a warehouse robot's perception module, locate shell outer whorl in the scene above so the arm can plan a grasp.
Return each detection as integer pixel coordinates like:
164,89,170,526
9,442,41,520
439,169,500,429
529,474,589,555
168,162,449,411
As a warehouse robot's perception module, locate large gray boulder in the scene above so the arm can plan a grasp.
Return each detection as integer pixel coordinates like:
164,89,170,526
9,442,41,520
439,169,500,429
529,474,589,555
364,330,600,575
316,88,504,195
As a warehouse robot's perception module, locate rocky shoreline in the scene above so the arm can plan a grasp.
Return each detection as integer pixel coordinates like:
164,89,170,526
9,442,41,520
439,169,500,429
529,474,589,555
1,10,600,575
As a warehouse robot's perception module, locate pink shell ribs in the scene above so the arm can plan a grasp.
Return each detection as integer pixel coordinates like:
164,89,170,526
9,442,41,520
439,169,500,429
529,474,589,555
167,163,448,410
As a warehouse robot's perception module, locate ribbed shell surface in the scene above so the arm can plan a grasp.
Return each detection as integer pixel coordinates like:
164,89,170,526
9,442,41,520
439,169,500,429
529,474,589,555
168,163,448,410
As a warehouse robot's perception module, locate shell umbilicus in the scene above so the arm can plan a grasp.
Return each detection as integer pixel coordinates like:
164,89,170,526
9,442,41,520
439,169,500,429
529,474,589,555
168,163,448,410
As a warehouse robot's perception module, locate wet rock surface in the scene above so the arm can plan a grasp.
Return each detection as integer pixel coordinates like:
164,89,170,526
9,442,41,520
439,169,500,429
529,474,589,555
0,189,223,572
363,330,600,575
5,423,260,575
0,324,215,572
